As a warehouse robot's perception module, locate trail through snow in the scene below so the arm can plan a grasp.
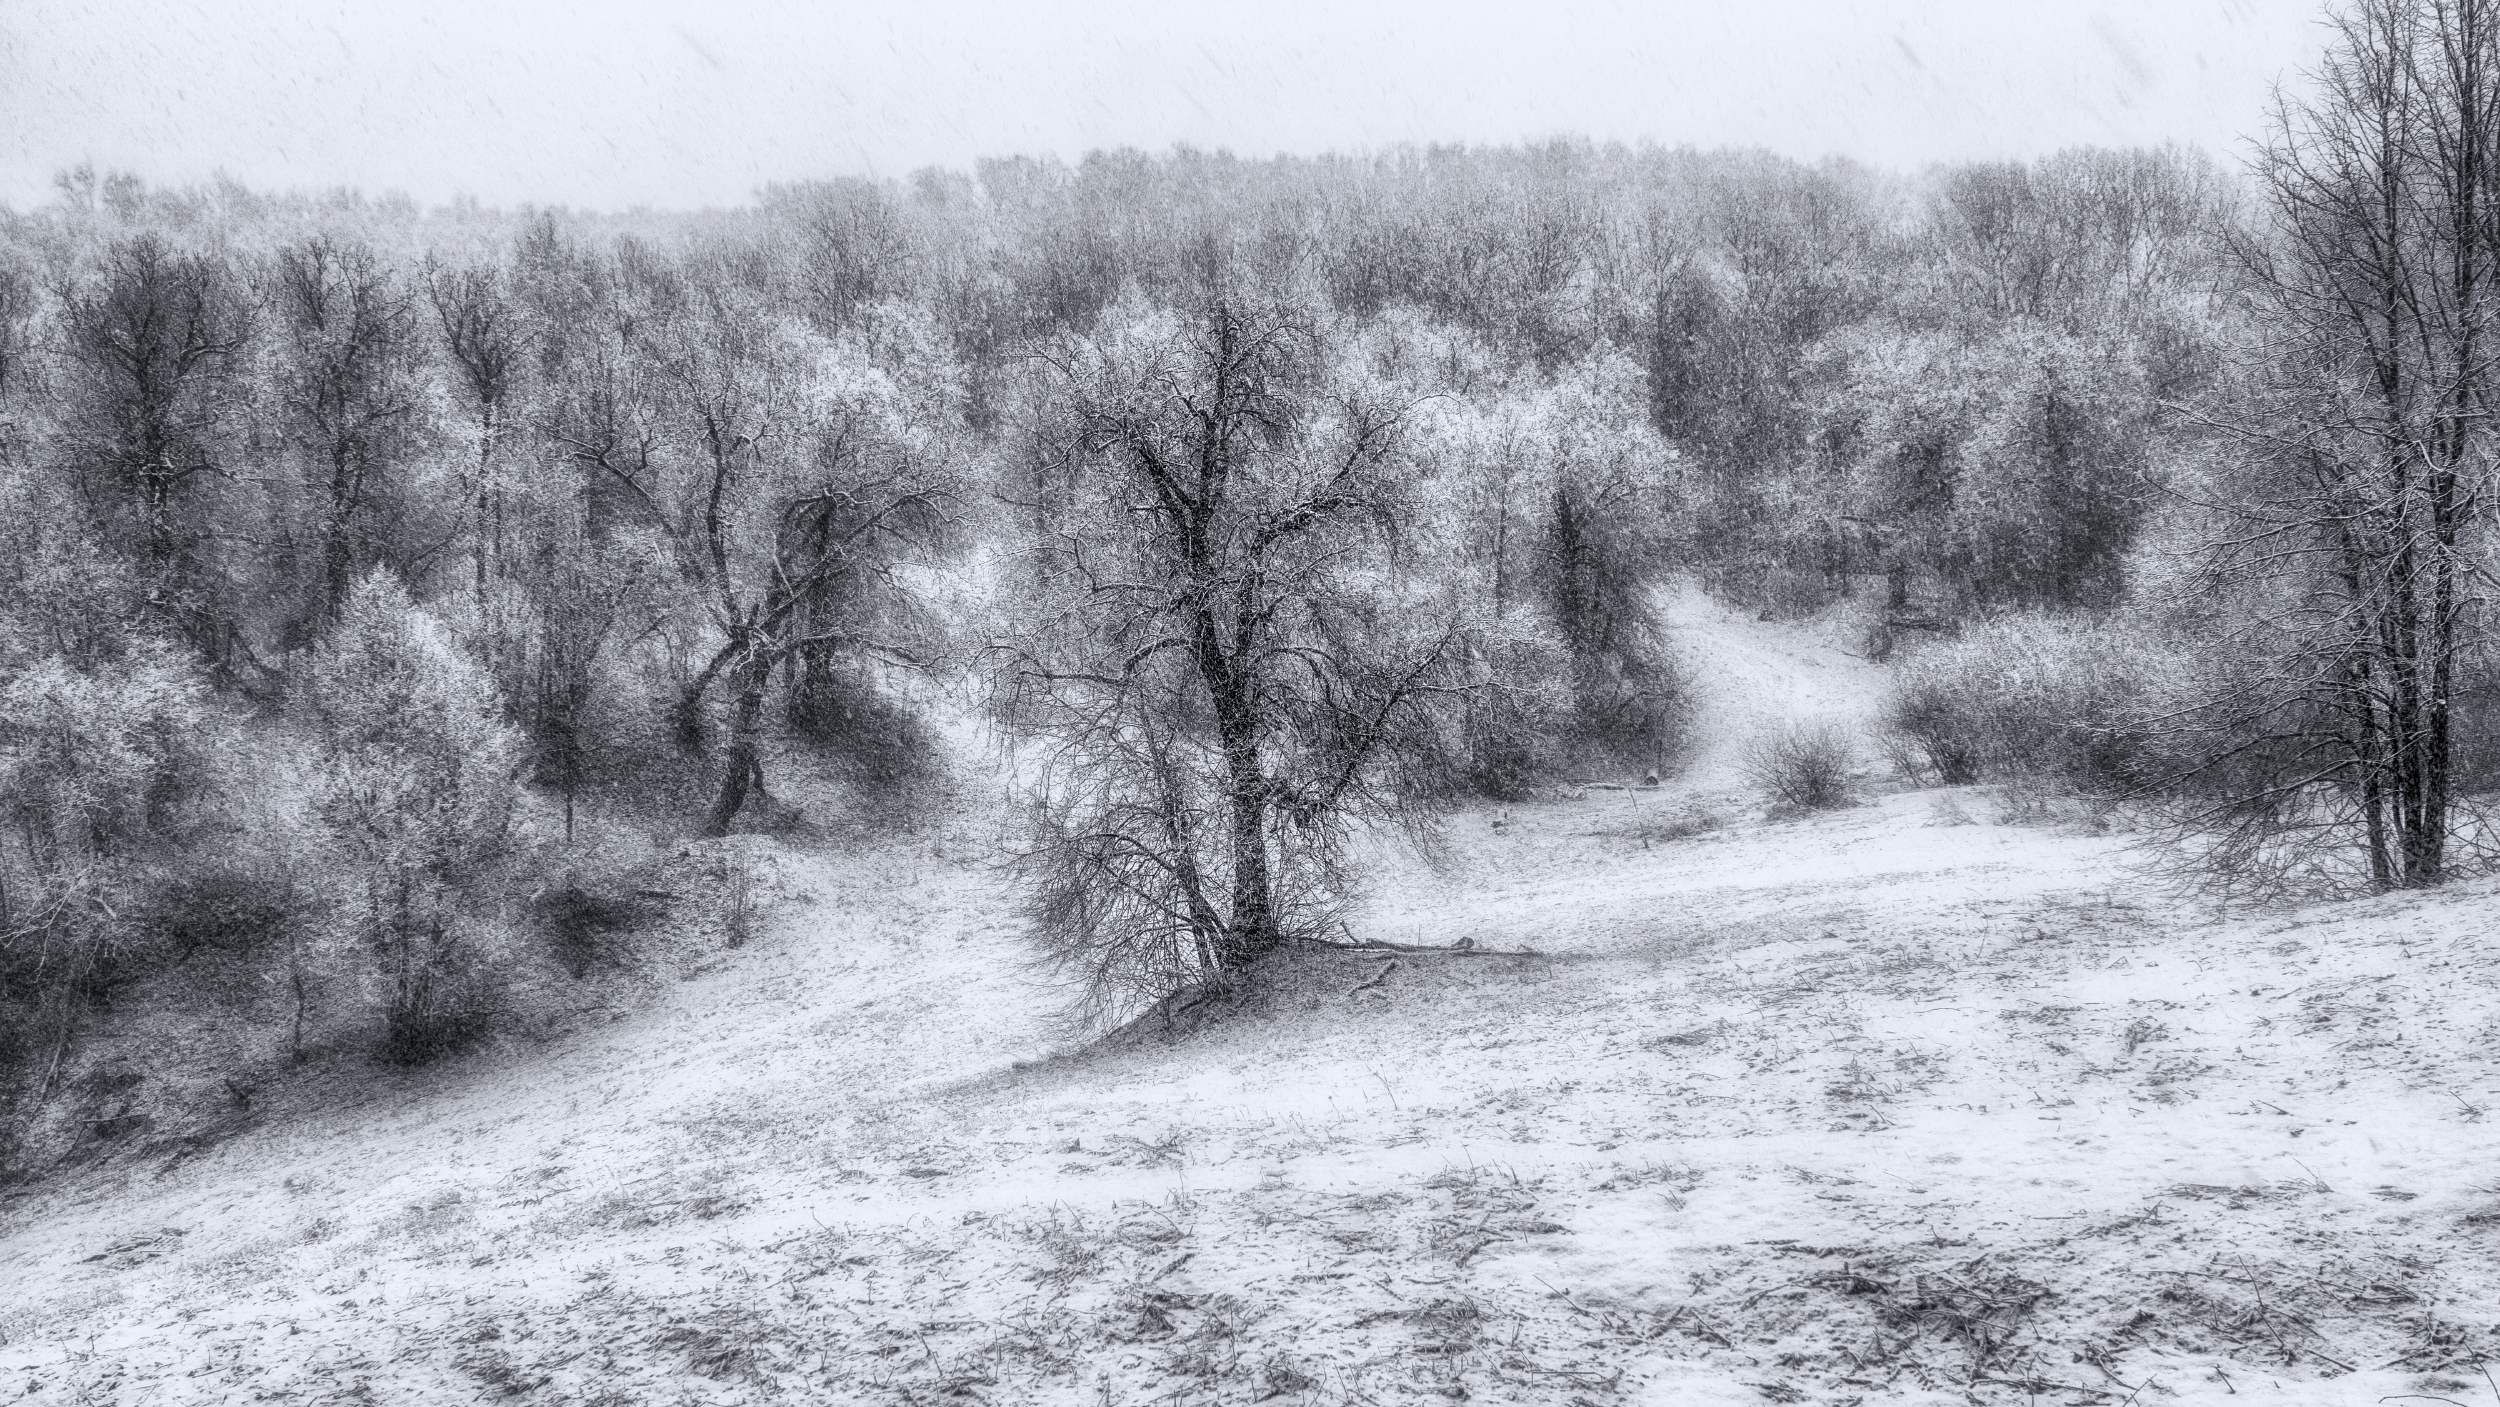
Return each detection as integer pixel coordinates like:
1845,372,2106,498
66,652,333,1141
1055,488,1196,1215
1656,577,1889,799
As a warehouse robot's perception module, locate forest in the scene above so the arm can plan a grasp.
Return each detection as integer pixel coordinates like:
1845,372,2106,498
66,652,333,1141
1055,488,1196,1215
3,0,2498,1187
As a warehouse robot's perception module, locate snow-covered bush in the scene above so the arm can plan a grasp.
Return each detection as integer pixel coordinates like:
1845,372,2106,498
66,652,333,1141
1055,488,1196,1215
1884,615,2180,793
0,642,211,871
0,644,215,1089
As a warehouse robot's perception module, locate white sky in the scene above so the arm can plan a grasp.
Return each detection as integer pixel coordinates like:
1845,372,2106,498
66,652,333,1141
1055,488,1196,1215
0,0,2325,211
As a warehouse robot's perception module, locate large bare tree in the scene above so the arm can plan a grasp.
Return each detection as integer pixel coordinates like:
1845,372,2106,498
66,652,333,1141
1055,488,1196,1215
994,283,1475,1019
56,236,251,656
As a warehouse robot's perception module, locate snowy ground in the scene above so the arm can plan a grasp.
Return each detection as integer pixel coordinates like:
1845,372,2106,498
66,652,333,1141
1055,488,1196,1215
6,591,2500,1405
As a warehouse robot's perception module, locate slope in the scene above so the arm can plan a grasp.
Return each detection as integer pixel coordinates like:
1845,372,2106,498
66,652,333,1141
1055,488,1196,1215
4,599,2500,1406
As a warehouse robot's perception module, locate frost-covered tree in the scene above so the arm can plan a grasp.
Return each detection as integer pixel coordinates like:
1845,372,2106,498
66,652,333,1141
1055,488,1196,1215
2183,0,2500,889
1813,323,2152,625
305,571,520,1059
555,242,959,835
55,236,252,656
0,639,210,1089
994,283,1479,1020
1394,336,1683,784
425,256,528,606
266,236,425,634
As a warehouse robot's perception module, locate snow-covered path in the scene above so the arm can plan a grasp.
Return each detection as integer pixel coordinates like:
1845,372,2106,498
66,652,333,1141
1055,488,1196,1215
1657,575,1891,800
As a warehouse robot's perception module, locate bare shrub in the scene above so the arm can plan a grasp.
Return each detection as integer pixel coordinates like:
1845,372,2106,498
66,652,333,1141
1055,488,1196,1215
1447,630,1570,801
1883,614,2184,794
1563,626,1690,773
375,923,509,1066
140,862,302,964
1459,700,1564,801
1878,614,2500,887
1705,560,1848,622
1885,668,1984,785
1743,721,1857,811
530,880,657,979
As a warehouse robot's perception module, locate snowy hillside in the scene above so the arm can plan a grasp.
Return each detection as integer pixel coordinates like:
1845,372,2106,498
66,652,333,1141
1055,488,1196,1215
5,592,2500,1407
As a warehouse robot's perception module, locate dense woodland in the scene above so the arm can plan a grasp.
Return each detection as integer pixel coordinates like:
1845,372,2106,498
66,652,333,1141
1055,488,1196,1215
5,0,2500,1170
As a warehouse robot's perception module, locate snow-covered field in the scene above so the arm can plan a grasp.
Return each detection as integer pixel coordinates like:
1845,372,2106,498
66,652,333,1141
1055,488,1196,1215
7,592,2500,1406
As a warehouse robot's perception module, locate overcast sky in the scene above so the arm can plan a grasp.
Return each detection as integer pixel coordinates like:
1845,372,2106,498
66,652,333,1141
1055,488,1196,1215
0,1,2324,211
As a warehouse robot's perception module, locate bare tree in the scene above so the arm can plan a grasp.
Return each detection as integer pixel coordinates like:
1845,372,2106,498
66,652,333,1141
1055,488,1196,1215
761,179,920,333
2187,0,2500,888
993,284,1475,1020
267,236,423,630
542,240,957,834
56,235,251,654
425,258,527,605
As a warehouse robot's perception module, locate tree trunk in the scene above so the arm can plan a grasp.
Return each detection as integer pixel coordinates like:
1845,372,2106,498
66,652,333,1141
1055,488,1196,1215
473,400,496,605
2354,657,2395,888
1217,705,1276,970
287,933,310,1064
701,649,774,837
323,448,356,620
556,709,580,843
1194,593,1276,970
1491,475,1513,617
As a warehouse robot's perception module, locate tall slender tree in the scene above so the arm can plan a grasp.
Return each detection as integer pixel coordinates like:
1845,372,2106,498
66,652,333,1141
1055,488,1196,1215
426,258,527,606
268,236,423,632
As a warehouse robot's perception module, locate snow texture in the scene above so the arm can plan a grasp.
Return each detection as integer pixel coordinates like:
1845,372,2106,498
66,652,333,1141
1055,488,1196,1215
4,589,2499,1405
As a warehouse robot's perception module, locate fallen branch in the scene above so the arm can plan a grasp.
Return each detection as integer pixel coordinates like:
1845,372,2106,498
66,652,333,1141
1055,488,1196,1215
1304,937,1542,957
1971,1375,2116,1403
